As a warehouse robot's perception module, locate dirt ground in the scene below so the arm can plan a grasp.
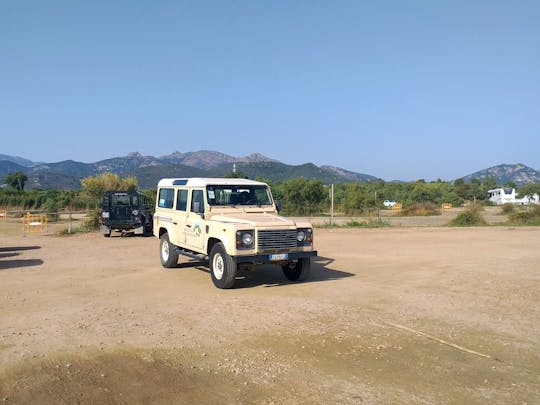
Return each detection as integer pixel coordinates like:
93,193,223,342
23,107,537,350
1,219,539,404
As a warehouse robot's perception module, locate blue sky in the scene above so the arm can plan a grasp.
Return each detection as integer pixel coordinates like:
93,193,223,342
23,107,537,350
1,1,539,181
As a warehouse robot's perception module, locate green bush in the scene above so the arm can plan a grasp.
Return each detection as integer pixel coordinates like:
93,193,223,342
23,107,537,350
401,202,439,216
449,207,486,226
84,209,101,230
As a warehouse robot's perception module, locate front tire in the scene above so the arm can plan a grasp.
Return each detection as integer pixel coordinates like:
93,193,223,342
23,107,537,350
209,243,237,289
160,233,179,268
282,258,311,281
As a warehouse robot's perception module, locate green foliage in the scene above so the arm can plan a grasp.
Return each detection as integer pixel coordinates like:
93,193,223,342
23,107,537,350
279,178,326,215
3,171,28,191
0,186,154,214
449,206,486,226
482,176,497,191
334,179,464,215
508,205,540,225
517,184,540,199
80,173,139,207
225,170,248,179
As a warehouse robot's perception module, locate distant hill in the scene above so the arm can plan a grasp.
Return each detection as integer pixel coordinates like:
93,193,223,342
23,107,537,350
31,160,96,178
134,164,209,189
461,163,540,187
0,154,37,167
320,165,379,182
159,150,279,169
0,160,28,179
3,151,538,190
208,161,379,183
0,151,378,189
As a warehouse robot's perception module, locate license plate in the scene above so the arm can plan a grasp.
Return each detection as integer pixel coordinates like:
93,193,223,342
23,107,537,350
269,253,288,261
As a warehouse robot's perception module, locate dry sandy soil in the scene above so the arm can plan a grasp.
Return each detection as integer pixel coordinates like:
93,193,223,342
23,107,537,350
0,219,539,404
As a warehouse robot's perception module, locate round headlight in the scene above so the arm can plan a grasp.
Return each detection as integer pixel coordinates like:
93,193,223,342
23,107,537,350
132,210,139,216
241,232,253,246
297,230,306,242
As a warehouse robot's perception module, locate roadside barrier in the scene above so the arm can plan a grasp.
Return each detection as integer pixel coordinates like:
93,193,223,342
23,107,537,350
392,203,402,212
22,212,48,235
0,209,6,221
441,203,453,211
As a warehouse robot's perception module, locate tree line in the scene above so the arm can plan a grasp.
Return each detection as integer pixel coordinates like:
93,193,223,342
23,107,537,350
2,171,540,216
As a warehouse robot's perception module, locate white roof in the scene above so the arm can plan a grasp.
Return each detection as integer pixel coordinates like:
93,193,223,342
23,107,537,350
157,177,268,188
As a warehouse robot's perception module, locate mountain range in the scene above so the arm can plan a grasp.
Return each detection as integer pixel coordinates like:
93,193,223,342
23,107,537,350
0,151,377,189
461,163,540,186
0,151,539,189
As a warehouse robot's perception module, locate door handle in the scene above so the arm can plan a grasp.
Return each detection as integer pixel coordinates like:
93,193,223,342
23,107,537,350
186,224,192,228
173,222,177,225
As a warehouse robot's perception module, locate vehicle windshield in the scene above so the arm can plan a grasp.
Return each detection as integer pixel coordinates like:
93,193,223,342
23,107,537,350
206,185,273,206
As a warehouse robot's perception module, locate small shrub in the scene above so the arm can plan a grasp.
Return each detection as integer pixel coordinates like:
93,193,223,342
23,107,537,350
401,202,438,216
449,207,486,226
501,203,515,214
83,209,101,230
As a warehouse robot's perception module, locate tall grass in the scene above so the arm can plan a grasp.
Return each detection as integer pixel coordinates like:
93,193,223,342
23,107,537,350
508,205,540,225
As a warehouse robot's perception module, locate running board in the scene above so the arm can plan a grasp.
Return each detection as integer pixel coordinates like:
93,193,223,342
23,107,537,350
174,247,208,261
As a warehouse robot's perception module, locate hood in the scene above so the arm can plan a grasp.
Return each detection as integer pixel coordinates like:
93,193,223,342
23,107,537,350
209,212,297,228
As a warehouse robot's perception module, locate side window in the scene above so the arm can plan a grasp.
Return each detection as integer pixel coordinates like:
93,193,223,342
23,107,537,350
131,194,139,207
158,188,174,209
191,189,205,213
176,189,188,211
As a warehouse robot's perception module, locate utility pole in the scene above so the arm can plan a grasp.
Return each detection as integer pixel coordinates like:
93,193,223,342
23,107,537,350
330,184,334,225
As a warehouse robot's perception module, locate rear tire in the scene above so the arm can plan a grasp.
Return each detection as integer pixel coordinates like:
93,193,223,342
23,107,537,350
282,258,311,281
160,233,179,268
209,243,237,289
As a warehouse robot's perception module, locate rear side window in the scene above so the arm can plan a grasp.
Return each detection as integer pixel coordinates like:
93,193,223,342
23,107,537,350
158,188,174,209
176,189,188,211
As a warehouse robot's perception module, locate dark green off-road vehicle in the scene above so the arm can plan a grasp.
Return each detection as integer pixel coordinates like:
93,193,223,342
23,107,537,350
100,191,153,237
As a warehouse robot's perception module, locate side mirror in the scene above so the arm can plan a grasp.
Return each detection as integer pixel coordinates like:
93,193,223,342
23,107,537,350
275,200,281,213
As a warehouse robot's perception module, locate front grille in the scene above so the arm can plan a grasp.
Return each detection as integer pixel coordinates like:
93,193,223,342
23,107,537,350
258,230,297,250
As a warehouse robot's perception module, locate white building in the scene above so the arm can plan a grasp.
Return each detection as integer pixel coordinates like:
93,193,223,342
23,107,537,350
487,188,539,205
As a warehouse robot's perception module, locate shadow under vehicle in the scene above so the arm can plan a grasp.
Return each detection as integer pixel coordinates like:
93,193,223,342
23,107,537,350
100,191,153,237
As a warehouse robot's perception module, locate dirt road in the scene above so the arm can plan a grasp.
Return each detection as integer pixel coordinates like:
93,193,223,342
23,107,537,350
1,224,539,404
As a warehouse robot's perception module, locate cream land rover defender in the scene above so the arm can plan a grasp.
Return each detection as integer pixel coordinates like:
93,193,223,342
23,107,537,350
153,178,317,289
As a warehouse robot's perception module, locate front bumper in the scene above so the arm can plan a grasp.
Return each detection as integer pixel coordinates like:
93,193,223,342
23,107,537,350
232,250,317,264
